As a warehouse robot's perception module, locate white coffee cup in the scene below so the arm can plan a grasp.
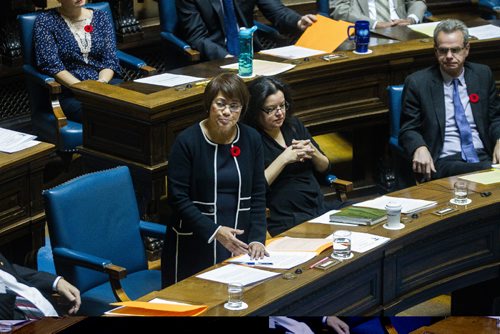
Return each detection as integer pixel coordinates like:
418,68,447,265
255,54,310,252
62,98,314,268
385,202,402,229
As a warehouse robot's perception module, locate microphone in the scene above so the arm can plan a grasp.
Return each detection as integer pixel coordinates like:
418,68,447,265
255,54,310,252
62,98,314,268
325,174,337,185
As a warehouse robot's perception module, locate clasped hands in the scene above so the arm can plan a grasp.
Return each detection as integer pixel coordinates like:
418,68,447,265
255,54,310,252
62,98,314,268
215,226,269,259
284,139,316,164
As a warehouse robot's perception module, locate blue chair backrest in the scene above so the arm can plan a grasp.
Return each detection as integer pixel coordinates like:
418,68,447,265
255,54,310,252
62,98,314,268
317,0,330,16
42,166,148,293
158,0,177,34
387,85,404,151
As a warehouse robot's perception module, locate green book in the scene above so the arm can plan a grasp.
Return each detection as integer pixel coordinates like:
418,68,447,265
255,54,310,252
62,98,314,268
329,207,387,226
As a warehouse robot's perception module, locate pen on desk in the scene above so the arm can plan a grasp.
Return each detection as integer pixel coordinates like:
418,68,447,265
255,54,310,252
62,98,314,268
309,256,329,269
232,261,274,265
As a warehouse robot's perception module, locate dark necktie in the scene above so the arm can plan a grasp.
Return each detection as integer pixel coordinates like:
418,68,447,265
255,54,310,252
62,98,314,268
452,78,479,163
222,0,240,56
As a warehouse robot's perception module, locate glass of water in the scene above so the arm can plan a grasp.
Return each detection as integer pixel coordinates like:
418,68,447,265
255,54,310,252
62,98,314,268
332,230,352,259
454,181,468,204
227,282,243,309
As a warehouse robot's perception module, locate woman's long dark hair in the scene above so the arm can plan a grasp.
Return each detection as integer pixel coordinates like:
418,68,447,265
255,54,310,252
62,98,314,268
243,76,294,131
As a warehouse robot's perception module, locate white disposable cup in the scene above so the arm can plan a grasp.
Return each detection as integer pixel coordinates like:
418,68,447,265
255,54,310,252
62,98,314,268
227,282,243,309
332,230,352,259
385,202,402,228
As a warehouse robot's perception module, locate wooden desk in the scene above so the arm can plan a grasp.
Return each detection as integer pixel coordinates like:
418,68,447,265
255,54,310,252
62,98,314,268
409,316,500,334
72,36,500,221
12,317,85,334
136,173,499,316
0,142,55,267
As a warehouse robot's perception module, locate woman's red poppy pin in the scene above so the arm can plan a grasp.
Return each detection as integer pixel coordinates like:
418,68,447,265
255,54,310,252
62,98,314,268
84,25,93,33
230,146,241,157
469,93,479,104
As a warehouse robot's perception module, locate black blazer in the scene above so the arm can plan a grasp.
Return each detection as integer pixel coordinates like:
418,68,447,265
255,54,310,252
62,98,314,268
176,0,301,60
399,62,500,162
0,253,57,319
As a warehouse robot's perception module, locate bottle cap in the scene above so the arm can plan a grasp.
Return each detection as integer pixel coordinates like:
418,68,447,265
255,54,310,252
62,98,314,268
239,25,258,37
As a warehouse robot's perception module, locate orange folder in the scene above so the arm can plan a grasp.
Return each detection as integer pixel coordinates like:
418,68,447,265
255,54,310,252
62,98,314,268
107,301,208,316
295,15,353,53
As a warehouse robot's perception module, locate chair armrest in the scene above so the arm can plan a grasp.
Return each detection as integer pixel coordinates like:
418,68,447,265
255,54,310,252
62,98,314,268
23,65,62,94
53,247,130,302
331,179,353,202
254,21,280,38
116,50,157,76
139,220,166,239
160,31,201,62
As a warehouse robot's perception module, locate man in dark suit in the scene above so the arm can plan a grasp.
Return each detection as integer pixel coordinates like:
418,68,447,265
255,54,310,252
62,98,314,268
399,19,500,181
0,252,80,319
176,0,317,60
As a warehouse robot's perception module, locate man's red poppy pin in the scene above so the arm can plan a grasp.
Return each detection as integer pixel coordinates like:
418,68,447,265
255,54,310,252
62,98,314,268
230,146,241,157
469,93,479,103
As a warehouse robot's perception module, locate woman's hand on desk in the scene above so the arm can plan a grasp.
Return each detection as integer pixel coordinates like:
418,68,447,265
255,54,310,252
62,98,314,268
248,242,269,260
215,226,249,256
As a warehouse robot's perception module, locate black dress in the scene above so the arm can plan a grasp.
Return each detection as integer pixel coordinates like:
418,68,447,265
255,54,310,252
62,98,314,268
262,117,331,237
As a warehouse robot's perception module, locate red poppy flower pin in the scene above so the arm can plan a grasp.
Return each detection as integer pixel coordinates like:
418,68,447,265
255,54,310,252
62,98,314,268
84,25,93,33
230,146,241,157
469,93,479,104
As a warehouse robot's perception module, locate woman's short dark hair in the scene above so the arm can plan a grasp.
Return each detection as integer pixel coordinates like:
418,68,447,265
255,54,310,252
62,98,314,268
203,73,249,113
243,76,294,130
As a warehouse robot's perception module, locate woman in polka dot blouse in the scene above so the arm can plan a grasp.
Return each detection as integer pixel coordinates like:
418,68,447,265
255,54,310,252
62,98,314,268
34,0,120,122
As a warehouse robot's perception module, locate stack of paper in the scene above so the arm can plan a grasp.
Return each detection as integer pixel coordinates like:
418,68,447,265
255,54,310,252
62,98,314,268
459,170,500,185
329,206,387,226
266,236,332,254
106,298,207,316
0,127,39,153
326,231,390,253
134,73,205,87
220,59,295,76
408,21,440,37
196,264,280,286
353,195,437,214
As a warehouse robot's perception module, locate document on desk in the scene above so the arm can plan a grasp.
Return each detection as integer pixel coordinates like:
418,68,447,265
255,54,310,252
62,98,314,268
0,127,39,153
408,21,440,37
259,45,326,60
196,264,280,286
220,59,295,76
266,236,332,254
106,298,207,316
309,209,341,224
469,25,500,40
459,169,500,185
295,15,352,53
326,231,390,253
134,72,205,87
353,195,437,214
227,251,316,269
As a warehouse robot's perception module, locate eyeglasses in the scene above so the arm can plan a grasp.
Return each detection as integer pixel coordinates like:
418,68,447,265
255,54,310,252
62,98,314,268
213,100,242,113
261,101,289,115
435,47,466,55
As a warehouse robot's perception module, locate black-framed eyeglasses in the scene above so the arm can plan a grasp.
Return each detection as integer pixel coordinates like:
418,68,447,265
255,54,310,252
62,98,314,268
213,100,242,113
261,101,289,115
435,46,466,55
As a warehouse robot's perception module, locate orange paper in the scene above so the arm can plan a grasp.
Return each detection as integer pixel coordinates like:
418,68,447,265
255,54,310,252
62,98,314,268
295,15,353,53
108,301,208,316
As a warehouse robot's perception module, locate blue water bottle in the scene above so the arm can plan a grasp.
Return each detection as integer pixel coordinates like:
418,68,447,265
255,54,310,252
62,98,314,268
238,26,257,77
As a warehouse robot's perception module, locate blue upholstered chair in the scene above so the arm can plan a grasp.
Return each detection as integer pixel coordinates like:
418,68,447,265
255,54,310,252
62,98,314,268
478,0,500,19
158,0,280,62
42,166,165,316
18,2,155,152
387,84,417,189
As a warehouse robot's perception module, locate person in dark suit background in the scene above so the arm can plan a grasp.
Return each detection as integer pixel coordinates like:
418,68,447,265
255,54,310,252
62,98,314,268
399,19,500,181
0,252,80,319
176,0,317,60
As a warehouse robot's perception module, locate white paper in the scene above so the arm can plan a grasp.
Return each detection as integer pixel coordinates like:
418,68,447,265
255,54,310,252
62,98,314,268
408,21,441,37
308,209,341,224
220,59,296,76
0,127,39,153
134,73,205,87
469,25,500,40
266,236,331,253
353,195,437,214
227,251,316,269
196,264,280,286
326,231,390,253
259,45,326,59
492,164,500,169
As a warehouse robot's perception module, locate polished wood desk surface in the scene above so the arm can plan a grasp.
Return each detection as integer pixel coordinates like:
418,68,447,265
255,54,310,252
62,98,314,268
409,316,500,334
137,172,499,316
0,142,55,170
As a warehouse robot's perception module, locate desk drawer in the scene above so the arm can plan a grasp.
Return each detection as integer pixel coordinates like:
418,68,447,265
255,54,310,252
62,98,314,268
0,173,29,227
